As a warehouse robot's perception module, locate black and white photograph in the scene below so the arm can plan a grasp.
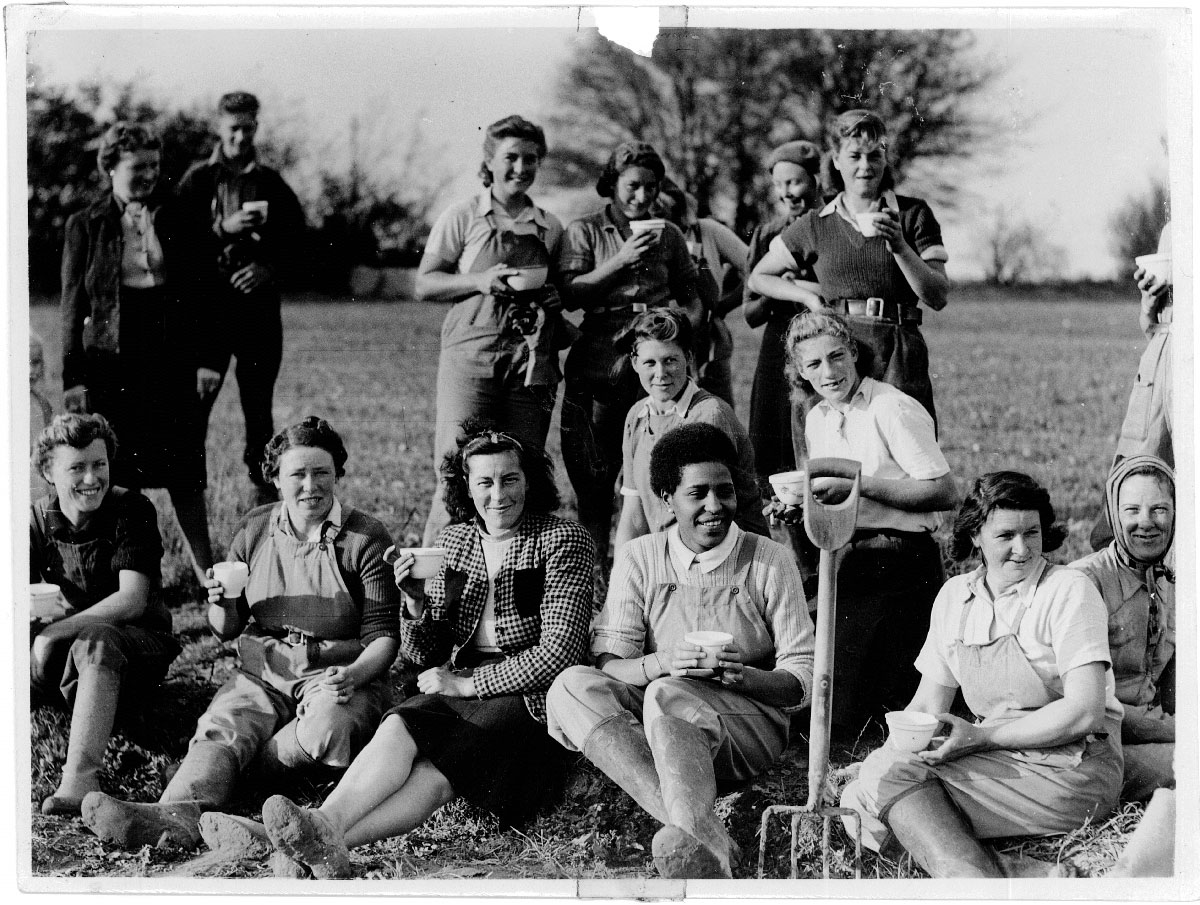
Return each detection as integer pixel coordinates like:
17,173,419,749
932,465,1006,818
6,4,1194,898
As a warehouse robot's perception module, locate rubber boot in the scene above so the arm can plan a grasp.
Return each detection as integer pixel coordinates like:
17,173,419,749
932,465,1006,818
245,720,313,793
199,812,272,858
262,794,353,879
648,715,734,879
883,782,1003,878
42,666,120,816
81,742,239,850
581,713,669,824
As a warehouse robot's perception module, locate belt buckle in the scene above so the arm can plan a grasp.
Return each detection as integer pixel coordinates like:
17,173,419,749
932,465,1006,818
284,625,305,646
632,302,648,313
866,297,884,318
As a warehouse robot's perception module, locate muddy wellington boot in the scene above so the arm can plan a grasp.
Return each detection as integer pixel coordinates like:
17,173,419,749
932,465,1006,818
647,715,735,879
883,781,1004,878
41,666,121,816
581,713,670,824
262,794,353,879
81,741,239,850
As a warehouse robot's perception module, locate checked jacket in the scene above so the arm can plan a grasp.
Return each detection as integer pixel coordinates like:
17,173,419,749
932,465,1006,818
401,513,595,723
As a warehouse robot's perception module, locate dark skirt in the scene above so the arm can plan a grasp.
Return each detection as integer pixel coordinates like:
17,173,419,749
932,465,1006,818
88,285,208,492
387,692,572,827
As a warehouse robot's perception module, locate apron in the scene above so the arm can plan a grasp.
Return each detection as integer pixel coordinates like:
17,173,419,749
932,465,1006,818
235,503,364,697
954,564,1091,769
464,228,569,387
644,532,775,671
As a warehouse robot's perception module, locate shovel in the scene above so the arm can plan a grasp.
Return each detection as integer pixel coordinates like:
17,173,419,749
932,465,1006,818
758,456,863,879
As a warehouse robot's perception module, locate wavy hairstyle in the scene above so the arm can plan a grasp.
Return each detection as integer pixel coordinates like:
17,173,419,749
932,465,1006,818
441,419,560,524
950,471,1068,561
649,422,738,499
783,310,862,394
261,416,349,483
97,122,162,178
821,109,896,197
595,141,666,198
478,115,548,187
34,413,118,481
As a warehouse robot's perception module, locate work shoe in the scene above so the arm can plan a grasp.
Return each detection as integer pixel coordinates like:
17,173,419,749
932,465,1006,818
262,795,352,879
652,825,729,879
81,793,203,850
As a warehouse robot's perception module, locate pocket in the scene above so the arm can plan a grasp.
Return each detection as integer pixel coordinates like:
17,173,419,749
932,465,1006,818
512,566,546,619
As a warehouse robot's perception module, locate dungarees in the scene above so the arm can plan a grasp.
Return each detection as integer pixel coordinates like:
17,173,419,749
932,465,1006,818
842,566,1123,852
189,506,390,769
30,491,179,707
547,533,790,788
424,230,560,545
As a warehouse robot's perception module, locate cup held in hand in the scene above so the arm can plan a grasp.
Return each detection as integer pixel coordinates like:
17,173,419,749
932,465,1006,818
855,211,882,237
505,266,548,292
30,583,65,619
398,547,447,580
885,710,940,753
768,470,807,506
1135,253,1172,285
630,218,667,237
684,630,734,669
242,200,269,223
213,561,250,598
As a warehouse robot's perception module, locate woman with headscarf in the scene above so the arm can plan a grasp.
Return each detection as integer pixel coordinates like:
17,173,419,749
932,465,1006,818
1072,455,1175,801
557,141,702,570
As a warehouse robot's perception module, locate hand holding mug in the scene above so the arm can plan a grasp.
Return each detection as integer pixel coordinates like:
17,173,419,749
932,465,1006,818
616,230,657,268
668,640,716,679
385,545,427,602
476,264,520,297
221,209,259,236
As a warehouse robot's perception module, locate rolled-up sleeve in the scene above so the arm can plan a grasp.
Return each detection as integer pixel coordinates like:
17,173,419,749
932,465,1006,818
557,219,597,279
591,542,651,661
759,543,815,710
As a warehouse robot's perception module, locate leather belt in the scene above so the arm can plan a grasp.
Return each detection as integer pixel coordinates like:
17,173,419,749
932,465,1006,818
829,297,922,325
593,301,649,315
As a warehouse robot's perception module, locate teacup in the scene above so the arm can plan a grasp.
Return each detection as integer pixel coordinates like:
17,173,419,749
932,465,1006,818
1135,253,1172,285
30,582,64,620
242,200,269,223
394,547,448,580
505,266,549,292
855,211,882,237
213,561,250,598
630,218,667,237
885,710,940,753
768,470,807,506
684,630,734,669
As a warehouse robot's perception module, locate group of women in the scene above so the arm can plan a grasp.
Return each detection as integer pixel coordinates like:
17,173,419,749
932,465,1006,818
32,105,1175,880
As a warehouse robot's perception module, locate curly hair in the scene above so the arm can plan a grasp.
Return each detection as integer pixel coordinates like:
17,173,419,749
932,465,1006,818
783,310,861,394
218,91,260,117
595,141,666,198
821,108,896,196
261,416,349,483
622,307,695,359
479,115,548,187
950,471,1068,561
649,423,738,499
97,122,162,178
34,413,118,482
441,420,560,524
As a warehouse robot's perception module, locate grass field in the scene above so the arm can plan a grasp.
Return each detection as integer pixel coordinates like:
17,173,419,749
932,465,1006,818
27,286,1148,880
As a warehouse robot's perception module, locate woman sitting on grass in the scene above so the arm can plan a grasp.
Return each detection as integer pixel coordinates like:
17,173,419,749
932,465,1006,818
258,428,594,878
82,416,400,852
547,423,815,879
31,413,180,816
839,471,1123,878
614,308,767,555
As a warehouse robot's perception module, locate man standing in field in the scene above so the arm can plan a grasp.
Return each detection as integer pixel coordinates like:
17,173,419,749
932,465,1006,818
178,91,307,508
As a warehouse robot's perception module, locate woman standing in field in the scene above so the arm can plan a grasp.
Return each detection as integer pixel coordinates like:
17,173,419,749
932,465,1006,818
59,122,223,584
558,141,703,571
614,308,767,554
417,115,572,546
655,179,746,409
748,110,949,427
257,429,594,878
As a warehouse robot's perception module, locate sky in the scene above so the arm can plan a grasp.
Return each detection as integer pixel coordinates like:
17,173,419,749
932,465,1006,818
19,8,1180,279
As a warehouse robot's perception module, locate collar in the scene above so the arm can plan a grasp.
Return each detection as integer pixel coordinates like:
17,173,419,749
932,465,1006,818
603,202,630,233
41,491,113,540
819,189,899,221
961,557,1049,609
278,496,343,542
667,522,741,575
475,188,546,229
637,379,700,420
814,375,873,417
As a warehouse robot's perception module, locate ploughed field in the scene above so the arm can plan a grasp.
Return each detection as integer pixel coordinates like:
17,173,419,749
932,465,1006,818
27,286,1148,879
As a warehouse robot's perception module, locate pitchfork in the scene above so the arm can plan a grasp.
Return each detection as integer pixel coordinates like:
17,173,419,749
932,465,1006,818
758,457,864,879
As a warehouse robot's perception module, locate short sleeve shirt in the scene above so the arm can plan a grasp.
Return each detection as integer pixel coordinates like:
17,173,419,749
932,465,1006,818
804,377,949,531
914,560,1123,725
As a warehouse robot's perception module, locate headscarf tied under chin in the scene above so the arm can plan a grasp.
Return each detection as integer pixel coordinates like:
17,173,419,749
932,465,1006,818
1105,454,1175,578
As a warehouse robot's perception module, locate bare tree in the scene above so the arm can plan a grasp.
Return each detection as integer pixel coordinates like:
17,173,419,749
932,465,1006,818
977,206,1062,286
544,29,999,235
